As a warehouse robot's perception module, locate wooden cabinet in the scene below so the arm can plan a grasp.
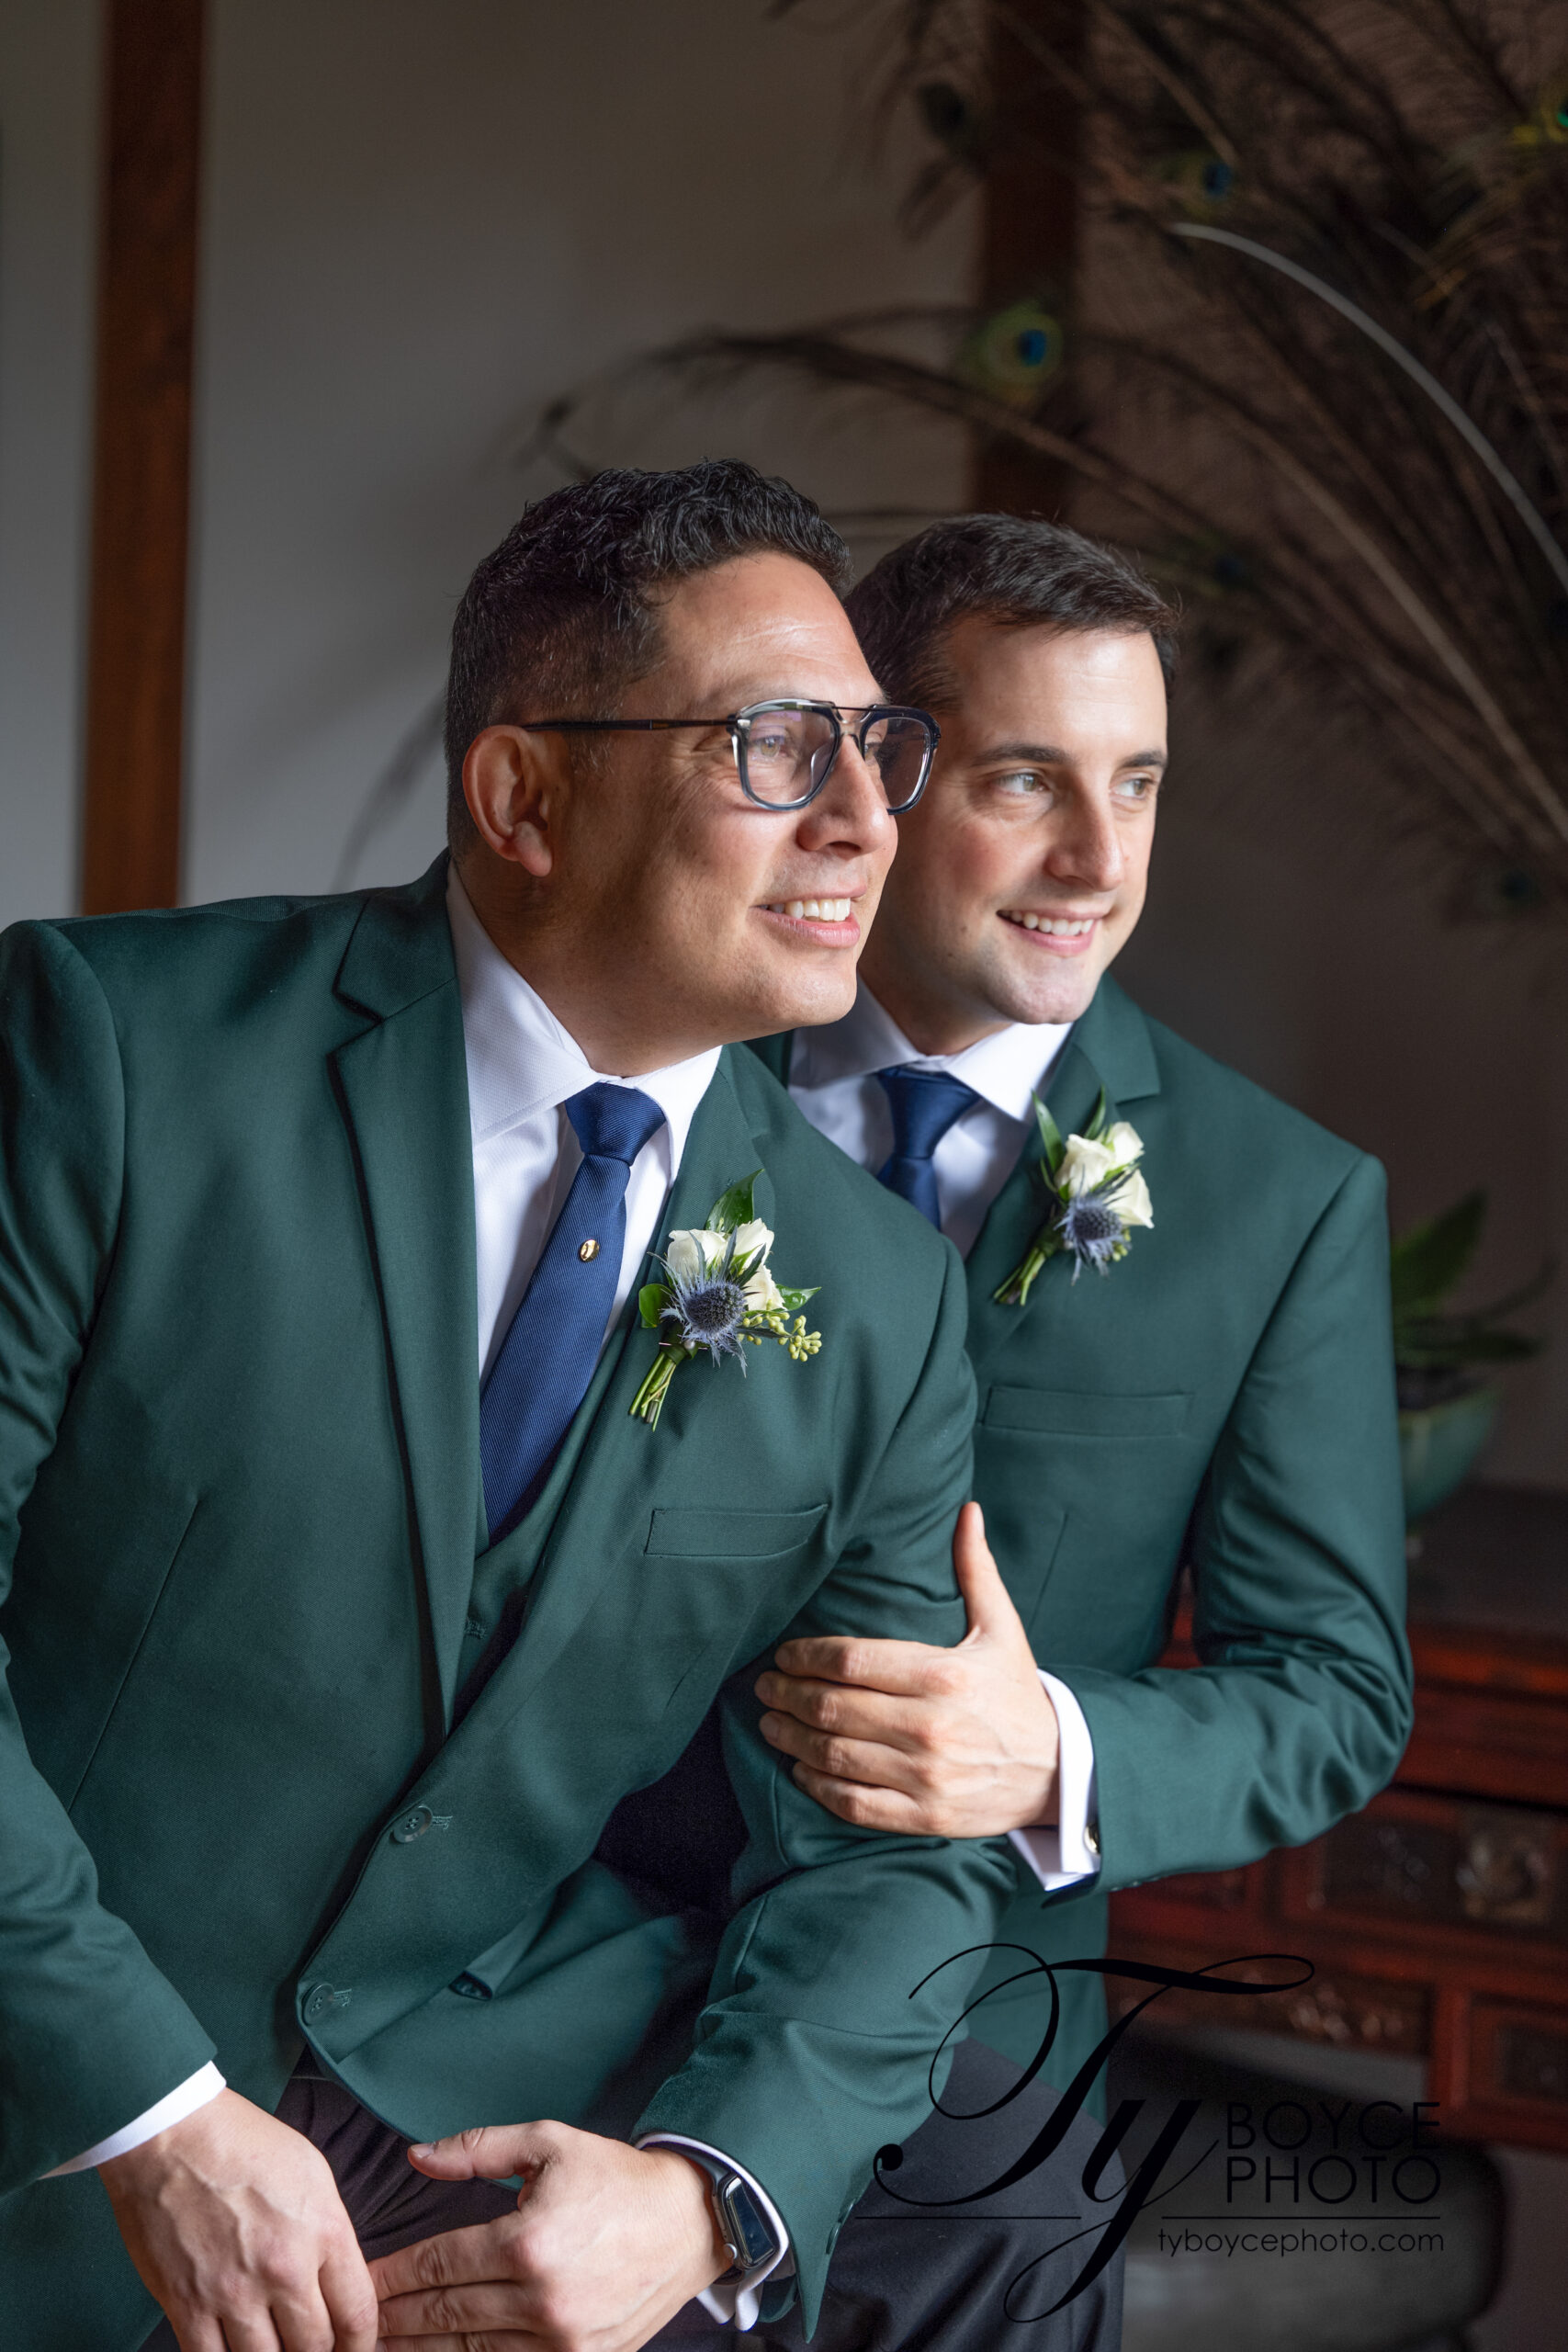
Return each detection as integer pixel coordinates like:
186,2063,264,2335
1108,1484,1568,2149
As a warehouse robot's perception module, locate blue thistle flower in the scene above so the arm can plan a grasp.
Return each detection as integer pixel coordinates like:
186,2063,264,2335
1057,1190,1124,1279
659,1234,750,1366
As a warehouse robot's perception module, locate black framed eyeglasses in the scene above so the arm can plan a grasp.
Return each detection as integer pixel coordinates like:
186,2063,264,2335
517,699,940,814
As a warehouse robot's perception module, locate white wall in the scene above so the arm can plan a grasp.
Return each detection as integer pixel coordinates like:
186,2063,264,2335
0,0,100,930
184,0,975,902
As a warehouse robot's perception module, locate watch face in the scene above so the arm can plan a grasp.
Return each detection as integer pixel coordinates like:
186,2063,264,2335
720,2175,781,2270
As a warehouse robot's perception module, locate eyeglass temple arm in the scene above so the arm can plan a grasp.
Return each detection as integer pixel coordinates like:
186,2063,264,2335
517,718,730,734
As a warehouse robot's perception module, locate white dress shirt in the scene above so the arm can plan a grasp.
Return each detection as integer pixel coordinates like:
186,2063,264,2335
450,869,720,1374
786,982,1102,1894
53,874,787,2326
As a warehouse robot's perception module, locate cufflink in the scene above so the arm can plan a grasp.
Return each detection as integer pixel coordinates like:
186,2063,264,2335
1084,1820,1100,1855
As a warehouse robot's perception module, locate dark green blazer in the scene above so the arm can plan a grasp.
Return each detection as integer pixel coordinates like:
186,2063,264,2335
751,976,1413,2083
0,864,1013,2347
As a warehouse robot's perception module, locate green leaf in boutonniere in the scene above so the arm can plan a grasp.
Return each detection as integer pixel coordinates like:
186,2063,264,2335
630,1170,824,1429
995,1089,1154,1306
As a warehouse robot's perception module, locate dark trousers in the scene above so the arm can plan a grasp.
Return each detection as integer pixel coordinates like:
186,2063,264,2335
146,2041,1122,2350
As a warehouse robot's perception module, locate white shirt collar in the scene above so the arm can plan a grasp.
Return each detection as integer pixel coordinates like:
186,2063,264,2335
791,979,1074,1126
446,866,721,1161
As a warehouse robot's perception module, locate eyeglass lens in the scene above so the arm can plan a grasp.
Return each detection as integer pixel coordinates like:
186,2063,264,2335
861,712,934,811
737,707,931,811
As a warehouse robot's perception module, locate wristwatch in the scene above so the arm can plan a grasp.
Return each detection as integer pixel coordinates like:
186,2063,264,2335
681,2151,785,2278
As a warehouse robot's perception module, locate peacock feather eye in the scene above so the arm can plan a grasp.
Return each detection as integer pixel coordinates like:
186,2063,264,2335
958,300,1065,409
1159,147,1239,217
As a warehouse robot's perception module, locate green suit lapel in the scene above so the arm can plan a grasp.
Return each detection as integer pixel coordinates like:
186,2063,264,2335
749,979,1162,1384
457,1047,770,1736
965,976,1162,1380
963,1032,1108,1381
332,865,481,1713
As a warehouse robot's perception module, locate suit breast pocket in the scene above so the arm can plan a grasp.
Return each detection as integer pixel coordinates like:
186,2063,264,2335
977,1384,1201,1668
982,1386,1191,1439
643,1504,828,1560
638,1503,830,1716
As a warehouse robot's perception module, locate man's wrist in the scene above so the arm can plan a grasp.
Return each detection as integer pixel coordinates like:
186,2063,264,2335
638,2145,733,2282
636,2133,792,2329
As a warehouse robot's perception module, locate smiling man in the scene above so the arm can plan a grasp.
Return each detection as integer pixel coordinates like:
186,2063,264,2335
0,471,1115,2352
750,514,1413,2098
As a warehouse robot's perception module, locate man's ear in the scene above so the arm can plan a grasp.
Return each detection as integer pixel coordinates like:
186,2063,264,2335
462,725,565,877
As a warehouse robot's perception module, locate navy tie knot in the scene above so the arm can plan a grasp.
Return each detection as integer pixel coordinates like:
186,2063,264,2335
565,1080,665,1167
874,1066,980,1227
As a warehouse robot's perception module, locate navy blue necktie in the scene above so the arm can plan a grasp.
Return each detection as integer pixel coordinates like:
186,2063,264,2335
479,1081,664,1546
874,1067,980,1228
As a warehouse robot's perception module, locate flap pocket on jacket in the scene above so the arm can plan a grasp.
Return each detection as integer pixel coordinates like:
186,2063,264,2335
644,1503,829,1559
983,1385,1191,1439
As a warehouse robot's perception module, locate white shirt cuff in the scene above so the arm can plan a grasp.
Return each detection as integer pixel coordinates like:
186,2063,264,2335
1008,1670,1100,1892
45,2061,228,2177
637,2132,793,2329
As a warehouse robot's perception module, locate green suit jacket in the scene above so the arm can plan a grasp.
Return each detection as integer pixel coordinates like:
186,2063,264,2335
750,976,1413,2083
0,864,1013,2347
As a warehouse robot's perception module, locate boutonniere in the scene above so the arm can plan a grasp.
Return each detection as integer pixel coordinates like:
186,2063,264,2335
995,1092,1153,1306
630,1170,823,1429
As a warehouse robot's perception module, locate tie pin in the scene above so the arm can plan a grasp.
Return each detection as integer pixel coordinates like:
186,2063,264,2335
579,1238,601,1261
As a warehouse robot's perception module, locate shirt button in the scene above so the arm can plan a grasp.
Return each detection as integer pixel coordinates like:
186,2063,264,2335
391,1804,435,1844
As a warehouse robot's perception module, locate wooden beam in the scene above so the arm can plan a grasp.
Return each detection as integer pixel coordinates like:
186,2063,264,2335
976,0,1086,517
81,0,205,914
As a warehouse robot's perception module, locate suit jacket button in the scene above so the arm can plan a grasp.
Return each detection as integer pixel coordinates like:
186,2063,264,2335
391,1804,435,1844
303,1983,350,2024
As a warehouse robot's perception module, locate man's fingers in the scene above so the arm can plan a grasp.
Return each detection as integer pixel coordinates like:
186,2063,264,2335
787,1763,934,1833
404,2124,536,2182
766,1633,950,1696
163,2317,232,2352
952,1500,1024,1644
209,2313,284,2352
267,2287,339,2352
372,2327,531,2352
755,1672,940,1754
319,2238,381,2352
374,2278,530,2338
760,1708,932,1793
372,2335,530,2352
368,2213,522,2302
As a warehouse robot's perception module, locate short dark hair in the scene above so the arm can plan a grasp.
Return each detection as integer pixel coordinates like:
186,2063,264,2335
444,459,852,845
845,514,1179,711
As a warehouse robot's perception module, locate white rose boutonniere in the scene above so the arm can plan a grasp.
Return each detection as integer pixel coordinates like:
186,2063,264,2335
631,1170,823,1429
996,1091,1153,1306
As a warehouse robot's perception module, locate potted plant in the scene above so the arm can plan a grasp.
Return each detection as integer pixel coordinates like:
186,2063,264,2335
1392,1191,1551,1523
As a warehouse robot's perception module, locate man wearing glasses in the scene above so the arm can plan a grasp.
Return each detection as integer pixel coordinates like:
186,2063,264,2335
0,467,1114,2352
